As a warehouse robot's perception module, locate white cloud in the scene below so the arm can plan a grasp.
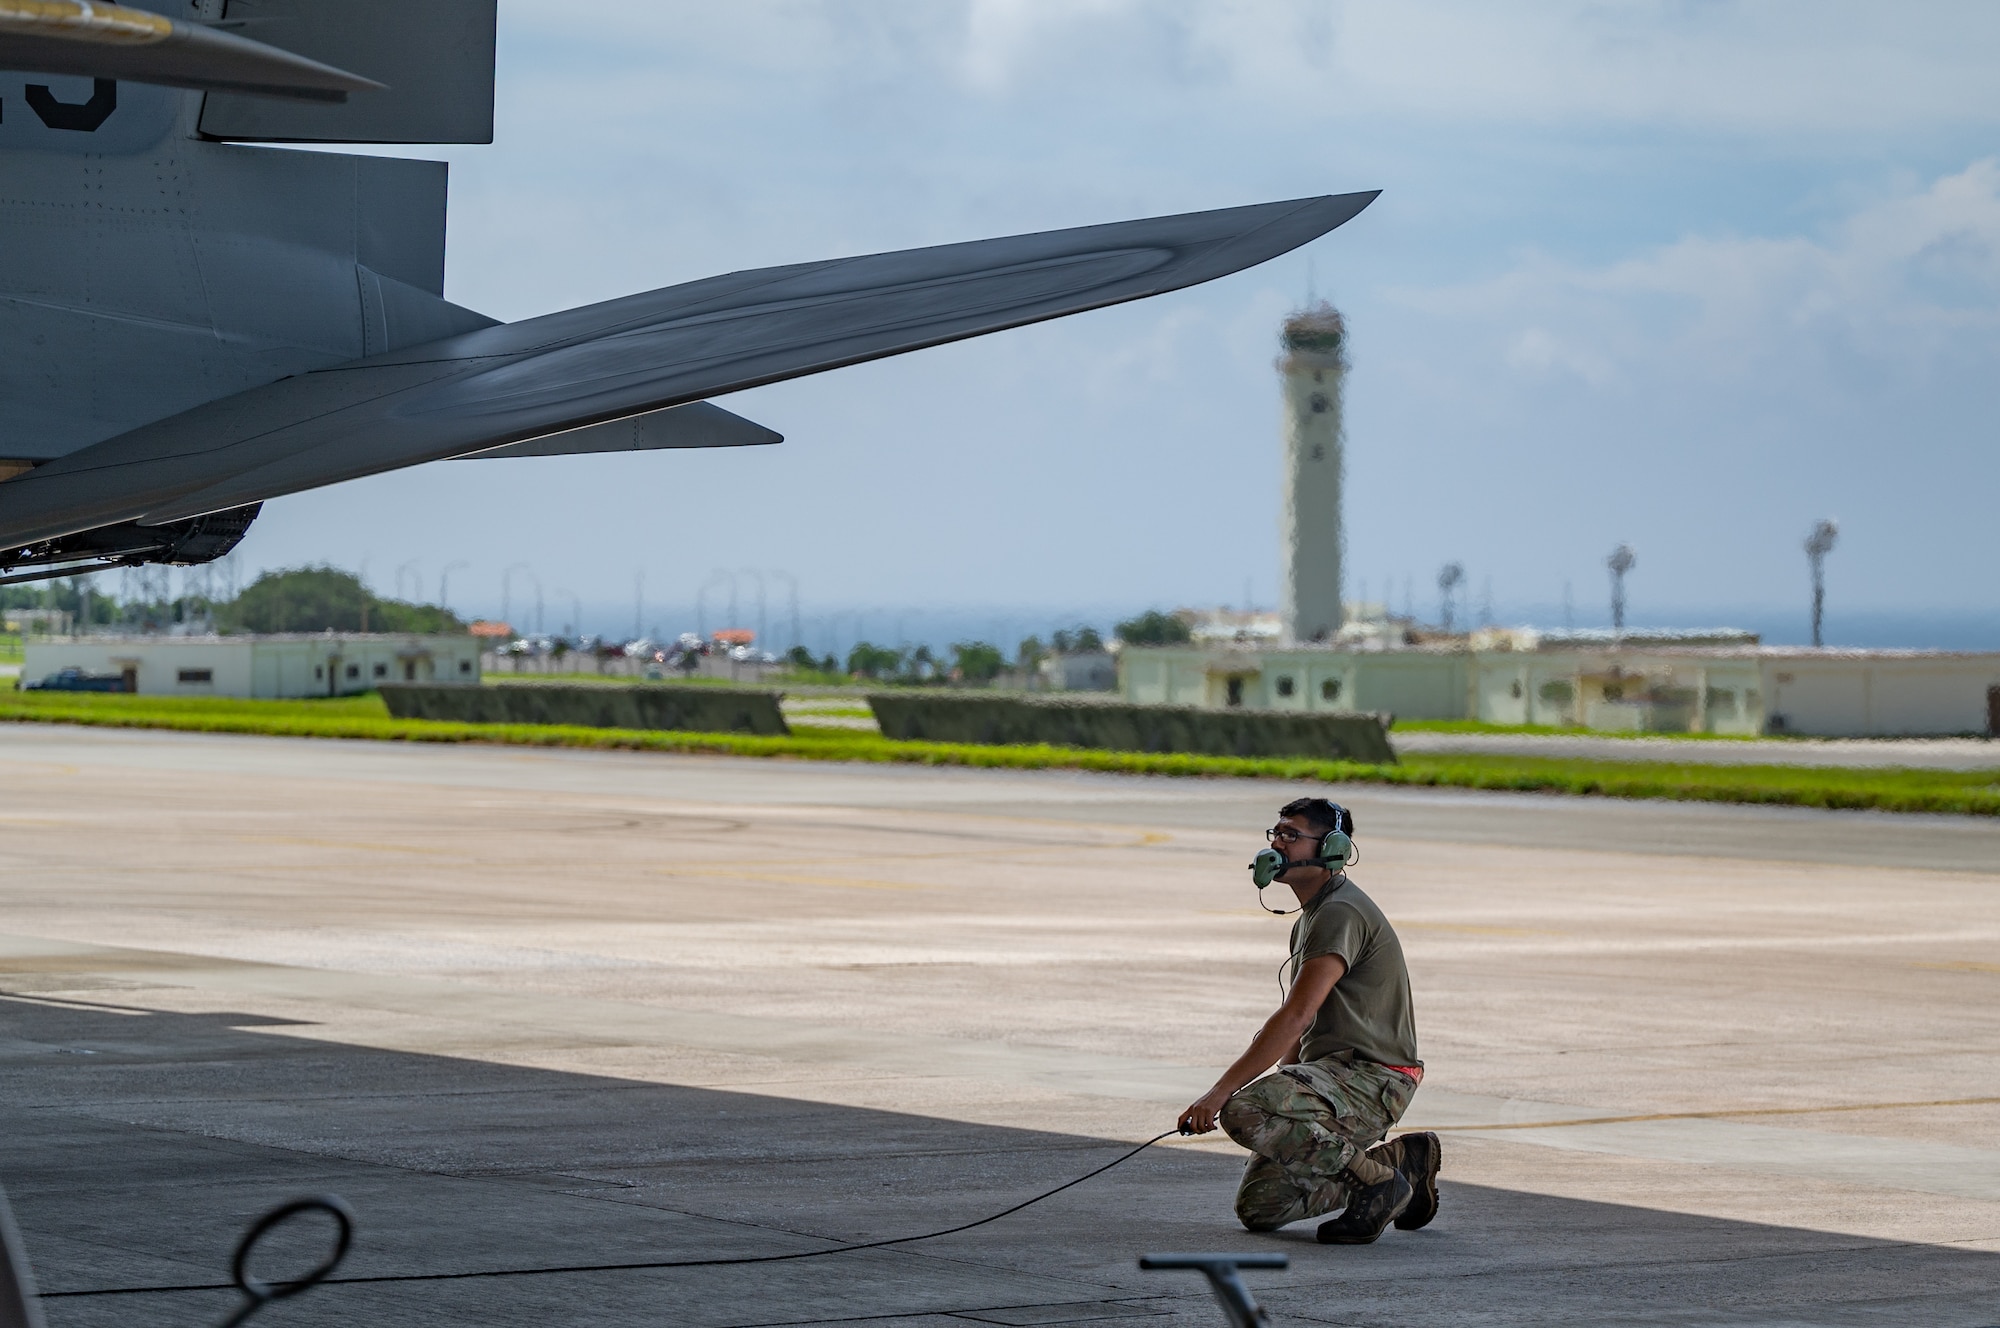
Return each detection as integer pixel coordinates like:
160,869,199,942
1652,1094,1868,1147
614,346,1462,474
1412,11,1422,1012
1406,159,2000,388
1335,160,2000,615
1328,2,2000,130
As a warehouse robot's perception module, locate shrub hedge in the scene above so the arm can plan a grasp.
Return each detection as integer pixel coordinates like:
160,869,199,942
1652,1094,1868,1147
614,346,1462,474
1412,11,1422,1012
866,692,1396,764
379,682,788,735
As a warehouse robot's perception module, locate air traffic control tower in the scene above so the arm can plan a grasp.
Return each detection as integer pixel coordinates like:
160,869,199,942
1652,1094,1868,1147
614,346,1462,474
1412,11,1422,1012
1278,302,1348,643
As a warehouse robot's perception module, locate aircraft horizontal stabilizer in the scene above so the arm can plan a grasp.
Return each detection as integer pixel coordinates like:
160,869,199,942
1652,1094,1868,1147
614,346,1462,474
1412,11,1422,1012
459,401,783,459
0,192,1376,549
197,0,496,145
0,0,381,101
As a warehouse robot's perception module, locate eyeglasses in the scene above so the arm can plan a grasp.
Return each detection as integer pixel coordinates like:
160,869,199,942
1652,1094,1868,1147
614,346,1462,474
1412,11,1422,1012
1265,826,1312,845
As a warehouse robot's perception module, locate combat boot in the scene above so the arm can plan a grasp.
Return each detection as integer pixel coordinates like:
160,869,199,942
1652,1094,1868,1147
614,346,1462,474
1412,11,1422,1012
1314,1169,1411,1245
1390,1131,1441,1230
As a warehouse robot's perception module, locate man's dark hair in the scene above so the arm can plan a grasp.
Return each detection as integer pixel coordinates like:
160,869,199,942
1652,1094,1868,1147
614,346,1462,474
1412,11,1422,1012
1279,797,1354,838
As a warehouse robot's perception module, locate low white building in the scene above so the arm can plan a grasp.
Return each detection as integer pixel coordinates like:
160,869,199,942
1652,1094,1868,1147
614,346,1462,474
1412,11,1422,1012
22,634,480,699
1122,641,2000,738
1039,651,1118,691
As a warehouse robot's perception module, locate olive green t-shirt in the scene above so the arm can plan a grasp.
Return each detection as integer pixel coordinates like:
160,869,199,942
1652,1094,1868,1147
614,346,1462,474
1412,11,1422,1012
1289,874,1420,1068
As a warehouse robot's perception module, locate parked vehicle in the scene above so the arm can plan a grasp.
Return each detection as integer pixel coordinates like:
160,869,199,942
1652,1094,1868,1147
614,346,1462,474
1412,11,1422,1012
22,668,125,693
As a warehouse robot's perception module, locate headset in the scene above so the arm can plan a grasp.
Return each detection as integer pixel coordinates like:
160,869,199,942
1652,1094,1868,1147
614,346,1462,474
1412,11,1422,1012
1247,799,1355,911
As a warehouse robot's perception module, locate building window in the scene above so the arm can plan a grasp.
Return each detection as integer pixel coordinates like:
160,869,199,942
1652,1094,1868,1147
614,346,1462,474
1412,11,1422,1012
1275,676,1295,697
1603,683,1623,702
1509,680,1523,699
1226,677,1244,707
345,664,359,680
314,666,323,680
458,660,472,674
1320,678,1341,702
177,668,212,684
373,663,387,678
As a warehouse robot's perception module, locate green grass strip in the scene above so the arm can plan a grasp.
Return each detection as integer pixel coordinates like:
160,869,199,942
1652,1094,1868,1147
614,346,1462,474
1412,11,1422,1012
4,691,1997,817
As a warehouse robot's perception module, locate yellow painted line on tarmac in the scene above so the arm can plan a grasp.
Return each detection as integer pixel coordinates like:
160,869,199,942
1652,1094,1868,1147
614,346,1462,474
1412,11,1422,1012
1436,1094,2000,1132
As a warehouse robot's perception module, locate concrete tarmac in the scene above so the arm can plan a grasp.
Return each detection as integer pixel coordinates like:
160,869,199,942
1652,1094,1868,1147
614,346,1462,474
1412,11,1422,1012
2,722,1999,1327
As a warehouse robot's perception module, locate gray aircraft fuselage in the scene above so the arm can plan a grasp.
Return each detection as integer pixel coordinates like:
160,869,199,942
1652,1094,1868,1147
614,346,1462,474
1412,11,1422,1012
2,64,486,469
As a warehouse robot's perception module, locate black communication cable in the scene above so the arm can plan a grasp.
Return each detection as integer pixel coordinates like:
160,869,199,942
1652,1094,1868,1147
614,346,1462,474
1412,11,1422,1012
47,1129,1185,1301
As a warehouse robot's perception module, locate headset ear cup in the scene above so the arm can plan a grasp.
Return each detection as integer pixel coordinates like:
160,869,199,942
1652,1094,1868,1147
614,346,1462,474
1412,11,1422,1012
1322,831,1352,867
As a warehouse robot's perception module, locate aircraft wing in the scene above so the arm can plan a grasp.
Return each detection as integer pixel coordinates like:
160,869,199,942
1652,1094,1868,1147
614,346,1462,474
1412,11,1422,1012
0,0,381,101
0,191,1376,549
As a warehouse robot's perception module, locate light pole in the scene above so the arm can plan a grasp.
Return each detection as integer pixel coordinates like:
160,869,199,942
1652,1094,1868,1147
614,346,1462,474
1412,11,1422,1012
1805,520,1838,648
738,567,766,651
696,569,734,640
438,560,469,612
1436,562,1464,635
1607,544,1636,638
825,610,854,666
502,562,533,630
552,588,581,639
396,559,421,603
633,568,644,642
769,569,800,652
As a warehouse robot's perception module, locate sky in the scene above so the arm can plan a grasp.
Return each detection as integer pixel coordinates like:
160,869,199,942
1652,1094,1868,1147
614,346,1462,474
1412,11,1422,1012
221,1,2000,649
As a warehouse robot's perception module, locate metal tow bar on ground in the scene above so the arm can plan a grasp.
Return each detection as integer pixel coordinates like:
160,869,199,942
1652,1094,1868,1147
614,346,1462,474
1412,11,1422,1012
1140,1253,1288,1328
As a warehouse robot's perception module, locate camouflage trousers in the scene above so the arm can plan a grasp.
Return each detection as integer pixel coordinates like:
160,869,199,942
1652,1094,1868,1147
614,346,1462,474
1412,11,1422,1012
1219,1059,1418,1232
